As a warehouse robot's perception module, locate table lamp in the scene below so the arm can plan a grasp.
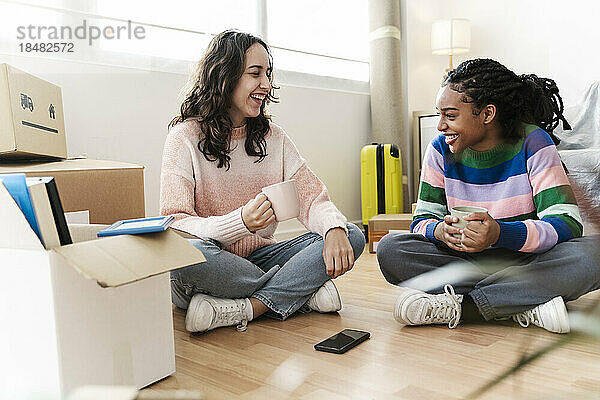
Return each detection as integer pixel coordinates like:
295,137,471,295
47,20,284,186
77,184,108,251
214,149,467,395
431,18,471,75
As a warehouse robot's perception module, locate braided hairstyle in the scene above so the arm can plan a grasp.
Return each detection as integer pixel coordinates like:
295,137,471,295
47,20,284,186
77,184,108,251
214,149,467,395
443,58,571,145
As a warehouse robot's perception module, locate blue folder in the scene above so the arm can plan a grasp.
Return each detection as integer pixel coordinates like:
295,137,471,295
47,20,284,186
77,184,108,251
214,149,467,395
97,215,174,237
0,173,42,240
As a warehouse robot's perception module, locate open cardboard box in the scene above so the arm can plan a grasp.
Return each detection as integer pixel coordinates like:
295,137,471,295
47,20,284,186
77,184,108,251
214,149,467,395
0,183,206,398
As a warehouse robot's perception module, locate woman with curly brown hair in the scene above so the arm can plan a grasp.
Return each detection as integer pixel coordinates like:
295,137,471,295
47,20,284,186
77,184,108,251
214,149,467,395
160,30,365,333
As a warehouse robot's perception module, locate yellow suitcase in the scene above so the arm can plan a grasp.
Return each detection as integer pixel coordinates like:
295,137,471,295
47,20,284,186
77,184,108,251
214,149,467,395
360,143,403,234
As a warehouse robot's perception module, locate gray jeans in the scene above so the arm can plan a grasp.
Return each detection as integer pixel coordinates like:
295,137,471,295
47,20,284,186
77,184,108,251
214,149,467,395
376,233,600,320
171,223,365,320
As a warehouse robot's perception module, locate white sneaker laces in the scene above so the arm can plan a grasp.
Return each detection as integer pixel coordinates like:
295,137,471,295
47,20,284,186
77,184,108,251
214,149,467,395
210,299,248,332
424,284,462,329
513,309,538,328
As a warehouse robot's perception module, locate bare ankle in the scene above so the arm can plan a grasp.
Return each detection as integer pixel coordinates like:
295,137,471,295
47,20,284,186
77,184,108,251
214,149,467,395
249,297,268,318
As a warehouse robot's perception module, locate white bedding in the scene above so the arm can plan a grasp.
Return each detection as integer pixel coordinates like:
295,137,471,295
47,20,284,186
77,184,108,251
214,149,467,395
555,81,600,232
556,82,600,149
559,149,600,230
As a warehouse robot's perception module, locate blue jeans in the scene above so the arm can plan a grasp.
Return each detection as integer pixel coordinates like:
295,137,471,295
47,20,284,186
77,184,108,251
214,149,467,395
170,223,365,320
376,233,600,320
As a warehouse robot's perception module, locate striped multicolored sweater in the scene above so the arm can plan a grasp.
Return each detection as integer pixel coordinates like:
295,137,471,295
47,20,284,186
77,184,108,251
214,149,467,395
412,124,583,253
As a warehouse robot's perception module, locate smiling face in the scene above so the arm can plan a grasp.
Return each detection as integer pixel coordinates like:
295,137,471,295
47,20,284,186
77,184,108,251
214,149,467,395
435,85,502,153
228,43,272,127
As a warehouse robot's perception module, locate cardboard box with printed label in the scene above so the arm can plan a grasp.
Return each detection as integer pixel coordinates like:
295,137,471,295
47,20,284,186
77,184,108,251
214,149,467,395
0,63,67,160
0,158,145,224
368,213,413,253
0,183,206,399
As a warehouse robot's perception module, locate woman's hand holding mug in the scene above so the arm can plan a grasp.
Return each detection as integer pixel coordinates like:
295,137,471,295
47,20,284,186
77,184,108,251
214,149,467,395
242,193,276,233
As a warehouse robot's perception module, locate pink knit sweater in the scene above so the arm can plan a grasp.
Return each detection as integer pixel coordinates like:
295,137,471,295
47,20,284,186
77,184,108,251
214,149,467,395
160,118,347,258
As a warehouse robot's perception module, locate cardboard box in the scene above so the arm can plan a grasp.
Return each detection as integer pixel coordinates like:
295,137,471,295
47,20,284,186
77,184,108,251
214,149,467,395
0,63,67,160
0,158,145,224
368,213,413,253
0,183,206,398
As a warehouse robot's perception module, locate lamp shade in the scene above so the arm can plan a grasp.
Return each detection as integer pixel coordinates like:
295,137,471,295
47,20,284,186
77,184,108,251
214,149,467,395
431,19,471,55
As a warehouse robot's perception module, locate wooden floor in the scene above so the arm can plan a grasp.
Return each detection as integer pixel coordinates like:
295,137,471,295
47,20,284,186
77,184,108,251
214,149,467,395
148,249,600,399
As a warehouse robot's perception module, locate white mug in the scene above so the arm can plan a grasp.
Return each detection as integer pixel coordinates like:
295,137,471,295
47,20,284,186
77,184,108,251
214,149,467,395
450,206,489,238
261,179,301,222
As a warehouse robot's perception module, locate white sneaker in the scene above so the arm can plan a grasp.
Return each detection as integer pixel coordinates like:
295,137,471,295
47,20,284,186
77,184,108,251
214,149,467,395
306,280,342,313
394,284,463,329
512,296,570,334
185,293,249,333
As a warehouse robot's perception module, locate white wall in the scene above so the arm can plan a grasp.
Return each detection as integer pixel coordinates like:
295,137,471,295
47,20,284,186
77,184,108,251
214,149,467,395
404,0,600,135
0,55,370,231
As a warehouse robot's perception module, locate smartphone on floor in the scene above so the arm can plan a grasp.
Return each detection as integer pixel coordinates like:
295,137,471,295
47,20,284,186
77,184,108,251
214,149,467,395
314,329,370,354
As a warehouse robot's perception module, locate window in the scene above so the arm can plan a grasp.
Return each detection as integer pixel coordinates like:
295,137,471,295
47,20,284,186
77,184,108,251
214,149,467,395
97,0,369,81
98,0,256,34
266,0,369,81
0,1,63,53
3,0,370,83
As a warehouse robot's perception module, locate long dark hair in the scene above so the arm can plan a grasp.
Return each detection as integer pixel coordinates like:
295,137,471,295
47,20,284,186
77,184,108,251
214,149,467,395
443,58,570,145
169,30,279,169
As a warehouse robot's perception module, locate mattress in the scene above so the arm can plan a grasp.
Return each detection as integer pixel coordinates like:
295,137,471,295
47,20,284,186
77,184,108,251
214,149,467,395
554,82,600,233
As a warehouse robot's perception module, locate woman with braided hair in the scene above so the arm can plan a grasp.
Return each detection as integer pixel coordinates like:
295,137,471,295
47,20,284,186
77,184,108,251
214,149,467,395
377,58,600,333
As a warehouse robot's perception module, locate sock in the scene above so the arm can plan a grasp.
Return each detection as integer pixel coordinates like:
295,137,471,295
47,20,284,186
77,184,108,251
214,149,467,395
461,294,485,323
244,298,254,321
